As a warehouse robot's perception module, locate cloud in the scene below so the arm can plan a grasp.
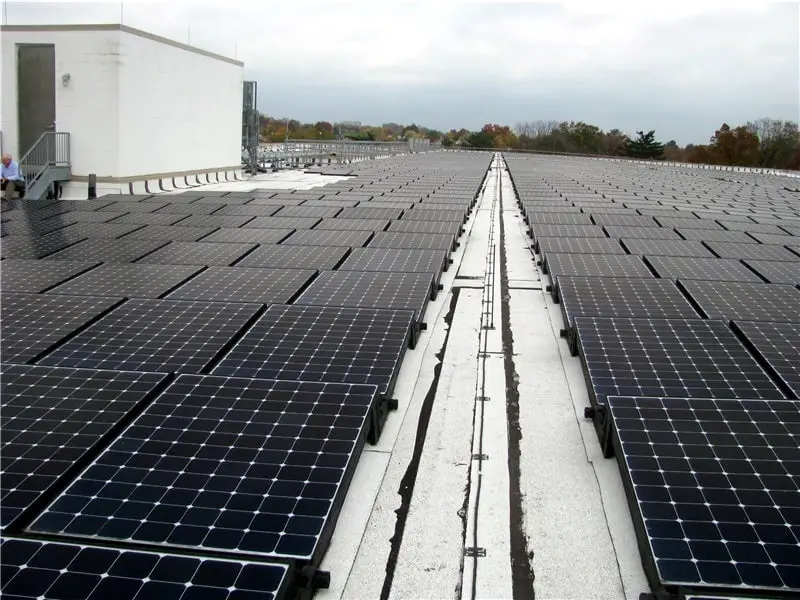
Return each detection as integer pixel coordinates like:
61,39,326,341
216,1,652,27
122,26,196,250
4,0,798,144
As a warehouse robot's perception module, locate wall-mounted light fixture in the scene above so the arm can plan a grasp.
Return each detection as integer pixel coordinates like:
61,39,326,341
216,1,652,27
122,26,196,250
62,73,71,87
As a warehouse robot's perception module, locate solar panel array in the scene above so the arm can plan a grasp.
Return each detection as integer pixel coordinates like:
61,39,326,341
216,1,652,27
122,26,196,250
0,153,487,599
506,154,800,599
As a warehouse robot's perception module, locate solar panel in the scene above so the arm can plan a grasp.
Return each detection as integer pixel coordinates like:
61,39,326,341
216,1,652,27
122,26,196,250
339,247,448,278
135,241,256,267
167,267,316,304
590,215,657,228
557,277,699,326
742,260,800,285
314,218,389,232
2,216,78,236
734,321,800,399
607,395,800,593
0,538,291,600
98,201,168,213
37,299,261,374
214,204,282,217
31,374,378,565
622,239,715,258
201,227,294,244
121,225,218,242
401,209,465,223
706,242,800,262
0,364,167,529
0,293,122,364
574,317,786,405
45,263,203,299
680,280,800,323
282,230,371,248
369,231,455,252
654,216,723,230
528,212,593,225
41,238,170,264
234,245,348,270
543,253,653,289
107,211,189,226
387,220,462,236
295,270,434,323
337,207,404,220
604,226,682,240
213,304,413,396
747,232,798,246
59,222,147,239
0,231,87,259
531,224,607,242
48,210,129,224
645,256,763,283
0,259,100,293
719,219,789,234
303,199,361,208
274,205,342,218
175,214,256,228
675,229,757,244
155,202,225,215
243,216,321,230
537,237,626,255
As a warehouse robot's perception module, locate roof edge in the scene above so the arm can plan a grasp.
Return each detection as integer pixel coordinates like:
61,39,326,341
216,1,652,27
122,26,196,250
0,23,244,67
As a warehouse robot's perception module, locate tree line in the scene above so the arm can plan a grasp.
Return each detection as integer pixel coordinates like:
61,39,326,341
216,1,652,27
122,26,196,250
258,114,800,171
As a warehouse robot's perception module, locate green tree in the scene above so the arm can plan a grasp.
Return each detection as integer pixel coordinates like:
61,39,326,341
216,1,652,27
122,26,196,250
625,130,665,159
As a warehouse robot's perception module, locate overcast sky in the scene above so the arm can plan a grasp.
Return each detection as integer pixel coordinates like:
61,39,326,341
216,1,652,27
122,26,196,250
4,1,799,145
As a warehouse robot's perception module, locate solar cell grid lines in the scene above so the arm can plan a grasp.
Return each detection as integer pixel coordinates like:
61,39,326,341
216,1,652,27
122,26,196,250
313,218,389,232
282,229,372,248
608,396,800,593
0,231,87,259
37,298,262,374
734,321,800,399
675,229,757,244
243,216,322,230
302,199,361,208
121,225,218,242
45,263,203,299
98,201,169,213
706,241,800,262
654,216,724,230
543,253,653,282
47,210,129,224
201,227,294,244
31,374,378,563
42,238,171,263
0,293,122,364
213,304,413,395
743,260,800,285
135,241,257,267
748,232,798,246
58,222,149,239
337,207,404,220
622,239,715,258
645,256,764,283
557,277,700,326
234,245,349,270
339,247,447,276
604,226,682,240
680,280,800,323
154,202,225,215
295,270,434,322
527,212,593,226
401,209,465,223
369,231,455,252
106,211,189,226
175,214,256,228
536,237,626,255
214,204,283,217
167,267,316,305
387,219,462,236
531,224,607,241
0,538,291,600
0,259,100,293
0,365,168,529
718,220,790,234
590,214,657,228
273,205,342,219
575,317,786,405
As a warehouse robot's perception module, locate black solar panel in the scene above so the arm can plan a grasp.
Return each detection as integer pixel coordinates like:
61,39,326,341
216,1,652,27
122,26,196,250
734,321,800,399
176,214,256,228
31,374,378,564
214,304,413,395
135,241,256,267
167,267,316,304
0,538,291,600
743,260,800,285
274,205,342,218
607,395,800,593
401,209,465,223
604,226,682,240
282,229,371,248
531,224,607,241
214,204,282,217
591,215,657,228
2,216,77,236
575,317,786,406
537,237,626,255
45,263,203,299
121,225,218,242
59,222,147,239
645,256,763,283
107,211,189,226
387,220,462,236
369,231,454,251
0,293,122,364
37,299,261,374
155,202,225,215
314,218,389,232
622,239,715,258
0,364,167,529
0,231,87,259
706,242,800,262
201,227,294,244
680,280,800,323
336,206,404,220
528,212,593,225
339,247,447,277
234,245,349,270
42,238,171,263
243,216,322,230
557,277,699,326
295,270,434,323
98,201,168,213
675,229,757,244
748,232,798,246
719,219,788,234
543,253,653,280
0,259,99,293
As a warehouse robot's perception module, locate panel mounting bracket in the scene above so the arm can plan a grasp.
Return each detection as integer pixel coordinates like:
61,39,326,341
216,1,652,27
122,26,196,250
472,453,488,460
464,547,486,557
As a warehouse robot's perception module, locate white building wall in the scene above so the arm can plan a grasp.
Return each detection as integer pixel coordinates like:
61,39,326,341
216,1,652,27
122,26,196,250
117,32,243,177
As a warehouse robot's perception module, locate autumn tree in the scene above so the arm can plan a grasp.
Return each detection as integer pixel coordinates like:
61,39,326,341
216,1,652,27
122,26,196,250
625,130,665,159
707,123,760,166
746,118,800,169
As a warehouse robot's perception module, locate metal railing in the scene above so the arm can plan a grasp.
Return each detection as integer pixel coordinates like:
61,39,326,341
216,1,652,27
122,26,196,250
19,131,71,192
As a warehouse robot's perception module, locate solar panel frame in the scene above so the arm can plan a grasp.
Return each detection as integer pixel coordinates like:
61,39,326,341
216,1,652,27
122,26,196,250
0,259,100,293
679,280,800,323
166,267,317,305
30,374,379,566
0,365,168,529
36,298,262,374
0,537,292,600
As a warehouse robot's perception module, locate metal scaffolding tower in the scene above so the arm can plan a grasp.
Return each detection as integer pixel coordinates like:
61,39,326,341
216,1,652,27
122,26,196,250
241,81,260,174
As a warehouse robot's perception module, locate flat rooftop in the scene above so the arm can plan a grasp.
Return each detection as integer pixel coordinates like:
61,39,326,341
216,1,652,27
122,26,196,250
1,152,799,600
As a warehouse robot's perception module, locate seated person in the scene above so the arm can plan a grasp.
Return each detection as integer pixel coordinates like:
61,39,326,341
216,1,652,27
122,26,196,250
1,153,25,200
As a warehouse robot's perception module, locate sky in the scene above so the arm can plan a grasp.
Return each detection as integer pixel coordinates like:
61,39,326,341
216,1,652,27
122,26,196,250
3,0,799,145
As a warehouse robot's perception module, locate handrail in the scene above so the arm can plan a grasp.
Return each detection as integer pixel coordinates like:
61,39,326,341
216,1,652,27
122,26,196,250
18,131,71,191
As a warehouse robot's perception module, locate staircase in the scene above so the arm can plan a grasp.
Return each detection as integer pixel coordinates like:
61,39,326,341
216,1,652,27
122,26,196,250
19,132,72,200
